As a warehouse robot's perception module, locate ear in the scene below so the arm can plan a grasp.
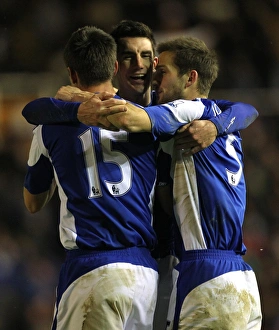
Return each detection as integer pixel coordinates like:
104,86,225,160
153,56,158,72
67,67,78,85
185,70,198,87
113,60,119,76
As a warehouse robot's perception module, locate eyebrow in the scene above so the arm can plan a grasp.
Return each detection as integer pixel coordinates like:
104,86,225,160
121,50,152,55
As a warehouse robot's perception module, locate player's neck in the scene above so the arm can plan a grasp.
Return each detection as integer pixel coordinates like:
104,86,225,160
184,90,208,101
85,81,116,94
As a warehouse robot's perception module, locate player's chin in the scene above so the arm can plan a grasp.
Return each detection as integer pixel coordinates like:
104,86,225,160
131,85,146,95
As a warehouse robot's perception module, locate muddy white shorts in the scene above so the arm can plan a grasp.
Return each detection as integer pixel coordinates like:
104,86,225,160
52,247,158,330
166,249,262,330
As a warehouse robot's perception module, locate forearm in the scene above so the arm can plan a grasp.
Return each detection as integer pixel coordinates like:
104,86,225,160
107,102,152,132
56,86,123,126
22,98,80,125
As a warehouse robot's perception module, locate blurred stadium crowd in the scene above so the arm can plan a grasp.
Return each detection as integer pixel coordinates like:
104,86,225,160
0,0,279,329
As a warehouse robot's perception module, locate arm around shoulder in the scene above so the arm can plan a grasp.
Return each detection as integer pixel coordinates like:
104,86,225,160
107,102,152,132
22,98,80,125
213,100,259,135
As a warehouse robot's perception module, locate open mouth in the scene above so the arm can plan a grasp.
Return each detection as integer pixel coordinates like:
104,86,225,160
130,74,146,82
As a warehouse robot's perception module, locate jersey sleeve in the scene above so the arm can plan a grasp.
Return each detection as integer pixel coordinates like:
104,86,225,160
24,126,54,194
24,155,54,194
22,97,80,125
211,100,259,135
144,99,210,140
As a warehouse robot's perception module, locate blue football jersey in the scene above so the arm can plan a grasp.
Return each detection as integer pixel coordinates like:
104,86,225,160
25,122,159,251
145,98,247,257
24,97,253,257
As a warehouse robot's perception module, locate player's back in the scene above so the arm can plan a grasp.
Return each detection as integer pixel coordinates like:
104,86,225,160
37,122,158,251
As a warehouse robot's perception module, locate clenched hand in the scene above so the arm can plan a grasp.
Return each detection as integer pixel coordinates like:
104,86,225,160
174,120,217,156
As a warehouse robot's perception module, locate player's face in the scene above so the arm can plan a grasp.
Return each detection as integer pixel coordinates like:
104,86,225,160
153,51,185,104
116,37,157,104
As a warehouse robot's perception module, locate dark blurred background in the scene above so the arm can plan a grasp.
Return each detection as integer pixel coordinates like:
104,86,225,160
0,0,278,329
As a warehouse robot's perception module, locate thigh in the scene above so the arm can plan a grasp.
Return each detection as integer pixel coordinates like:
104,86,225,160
171,270,262,330
125,264,159,330
55,263,158,330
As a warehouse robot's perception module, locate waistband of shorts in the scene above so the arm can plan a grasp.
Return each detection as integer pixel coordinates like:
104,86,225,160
65,246,151,260
179,249,243,261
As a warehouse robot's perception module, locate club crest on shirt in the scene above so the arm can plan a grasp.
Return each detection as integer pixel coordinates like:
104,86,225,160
167,100,185,108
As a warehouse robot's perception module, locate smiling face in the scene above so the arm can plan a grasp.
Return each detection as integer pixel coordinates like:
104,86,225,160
115,37,157,106
153,51,187,104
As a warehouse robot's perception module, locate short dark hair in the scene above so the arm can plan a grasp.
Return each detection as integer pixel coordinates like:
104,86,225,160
63,26,117,87
110,20,156,55
157,37,219,95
